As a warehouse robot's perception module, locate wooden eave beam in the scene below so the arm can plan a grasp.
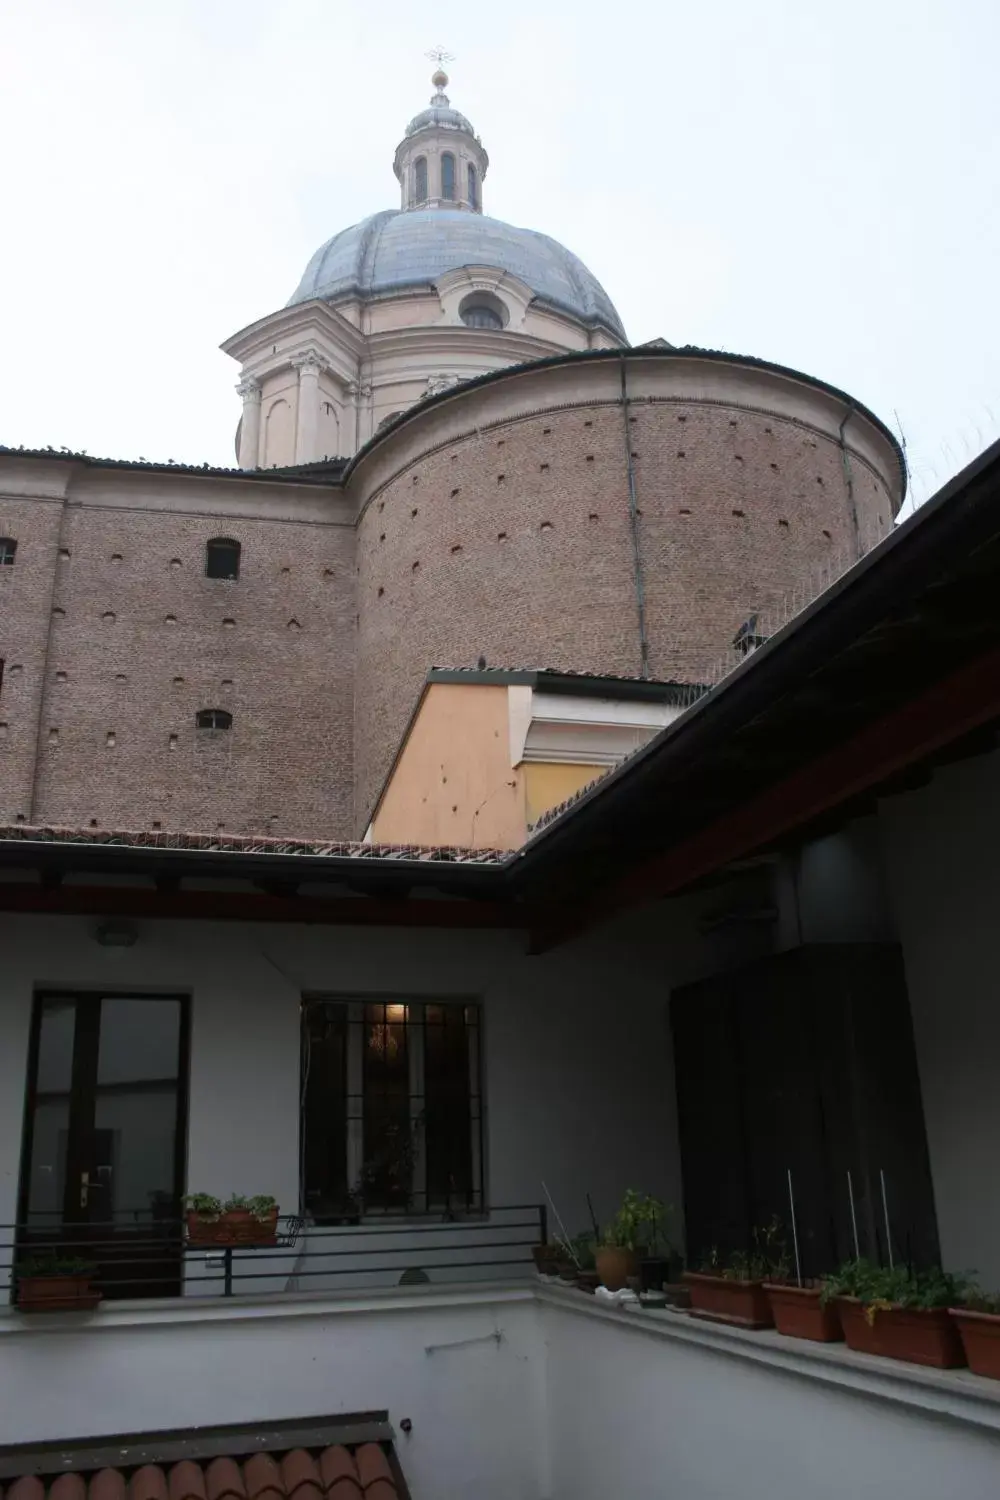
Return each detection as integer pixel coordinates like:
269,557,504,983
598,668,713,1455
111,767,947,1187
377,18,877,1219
0,882,526,930
532,642,1000,950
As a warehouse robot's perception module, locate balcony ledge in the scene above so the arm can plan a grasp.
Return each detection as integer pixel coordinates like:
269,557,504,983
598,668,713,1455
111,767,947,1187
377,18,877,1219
537,1282,1000,1440
0,1279,535,1335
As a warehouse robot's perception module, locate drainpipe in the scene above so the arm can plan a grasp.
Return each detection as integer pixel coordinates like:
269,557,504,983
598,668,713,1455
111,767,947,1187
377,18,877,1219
838,404,861,559
620,356,651,679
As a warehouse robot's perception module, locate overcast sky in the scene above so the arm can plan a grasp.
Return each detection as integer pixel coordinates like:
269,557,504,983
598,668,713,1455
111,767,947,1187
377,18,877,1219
2,0,998,510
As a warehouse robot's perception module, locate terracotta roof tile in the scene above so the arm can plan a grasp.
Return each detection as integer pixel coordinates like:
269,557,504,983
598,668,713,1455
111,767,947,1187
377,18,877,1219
9,1479,46,1500
242,1456,282,1500
1,1444,401,1500
167,1465,206,1500
50,1479,86,1500
316,1451,357,1493
203,1463,244,1500
89,1473,126,1500
130,1468,168,1500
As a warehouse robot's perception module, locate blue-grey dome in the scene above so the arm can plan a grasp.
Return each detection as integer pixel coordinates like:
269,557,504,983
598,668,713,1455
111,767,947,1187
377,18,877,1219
405,105,475,137
288,209,626,340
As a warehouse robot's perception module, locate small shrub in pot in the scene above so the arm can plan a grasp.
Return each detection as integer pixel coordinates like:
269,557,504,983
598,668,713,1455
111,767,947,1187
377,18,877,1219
821,1259,967,1369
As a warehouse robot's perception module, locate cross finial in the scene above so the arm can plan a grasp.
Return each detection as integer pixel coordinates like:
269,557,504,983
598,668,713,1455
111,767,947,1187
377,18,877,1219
425,44,455,69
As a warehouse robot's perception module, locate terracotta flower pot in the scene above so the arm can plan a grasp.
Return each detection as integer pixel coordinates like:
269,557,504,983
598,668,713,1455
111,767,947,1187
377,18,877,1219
764,1283,842,1343
531,1244,565,1276
836,1298,965,1368
950,1308,1000,1379
17,1274,101,1313
683,1272,773,1329
186,1208,279,1247
595,1246,639,1291
575,1270,600,1293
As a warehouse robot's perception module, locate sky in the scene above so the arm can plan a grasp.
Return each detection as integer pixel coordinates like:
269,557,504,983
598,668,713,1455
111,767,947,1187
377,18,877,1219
2,0,999,512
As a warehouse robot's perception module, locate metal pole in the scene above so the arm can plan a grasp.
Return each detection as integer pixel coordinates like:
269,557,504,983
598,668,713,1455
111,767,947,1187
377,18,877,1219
847,1171,860,1259
224,1247,233,1298
880,1169,894,1270
541,1180,579,1266
786,1169,803,1286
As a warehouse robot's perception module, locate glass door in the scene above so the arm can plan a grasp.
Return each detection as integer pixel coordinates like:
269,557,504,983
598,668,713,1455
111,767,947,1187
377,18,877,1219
19,993,188,1299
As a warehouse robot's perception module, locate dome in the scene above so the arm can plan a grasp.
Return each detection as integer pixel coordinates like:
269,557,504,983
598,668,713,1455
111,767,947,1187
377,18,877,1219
405,104,475,137
288,209,627,340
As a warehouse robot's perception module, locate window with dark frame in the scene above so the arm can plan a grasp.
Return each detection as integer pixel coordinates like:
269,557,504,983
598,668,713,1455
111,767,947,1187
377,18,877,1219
0,538,17,566
301,998,482,1221
441,152,455,201
414,156,427,202
195,708,232,731
205,537,241,580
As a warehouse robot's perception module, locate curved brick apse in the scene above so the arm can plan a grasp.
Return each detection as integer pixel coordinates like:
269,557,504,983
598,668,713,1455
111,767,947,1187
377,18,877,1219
349,350,903,826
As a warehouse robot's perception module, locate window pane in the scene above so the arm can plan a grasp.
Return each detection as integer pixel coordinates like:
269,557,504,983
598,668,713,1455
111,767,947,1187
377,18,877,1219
25,999,77,1225
441,153,455,201
206,538,240,579
93,999,182,1225
414,158,427,202
362,1003,412,1209
303,1002,350,1220
424,1005,477,1208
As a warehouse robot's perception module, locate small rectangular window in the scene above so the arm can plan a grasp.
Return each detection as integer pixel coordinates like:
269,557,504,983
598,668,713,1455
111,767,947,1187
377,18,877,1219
302,997,483,1220
0,539,17,566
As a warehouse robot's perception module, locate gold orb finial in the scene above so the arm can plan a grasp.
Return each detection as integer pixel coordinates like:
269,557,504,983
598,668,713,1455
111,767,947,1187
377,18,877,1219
431,67,449,89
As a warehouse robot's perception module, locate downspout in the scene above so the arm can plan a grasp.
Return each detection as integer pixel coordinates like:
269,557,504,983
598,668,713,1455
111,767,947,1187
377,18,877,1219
838,403,861,559
620,355,651,679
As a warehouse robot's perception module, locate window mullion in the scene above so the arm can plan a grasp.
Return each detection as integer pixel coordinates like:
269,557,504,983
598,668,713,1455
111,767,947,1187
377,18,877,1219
408,1004,426,1213
346,1003,364,1208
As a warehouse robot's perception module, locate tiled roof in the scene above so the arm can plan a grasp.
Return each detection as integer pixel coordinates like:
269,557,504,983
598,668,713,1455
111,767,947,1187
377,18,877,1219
0,824,508,865
0,448,347,487
1,1446,400,1500
429,664,702,691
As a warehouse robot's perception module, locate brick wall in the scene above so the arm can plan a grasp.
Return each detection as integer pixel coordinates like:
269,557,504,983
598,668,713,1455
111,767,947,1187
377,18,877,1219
352,361,901,825
0,352,903,841
0,464,356,837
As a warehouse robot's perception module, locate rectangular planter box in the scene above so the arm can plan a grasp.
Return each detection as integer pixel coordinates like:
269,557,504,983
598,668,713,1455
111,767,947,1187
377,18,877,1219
951,1309,1000,1379
17,1276,101,1313
764,1283,842,1343
186,1208,279,1246
683,1272,773,1329
836,1298,965,1369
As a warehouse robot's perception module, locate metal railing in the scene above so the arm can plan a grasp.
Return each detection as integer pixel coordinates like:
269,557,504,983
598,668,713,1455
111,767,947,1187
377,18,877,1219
1,1203,547,1306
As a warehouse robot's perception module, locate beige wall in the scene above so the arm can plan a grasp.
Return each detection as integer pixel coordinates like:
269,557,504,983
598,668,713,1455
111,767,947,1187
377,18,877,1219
523,762,602,829
370,682,524,848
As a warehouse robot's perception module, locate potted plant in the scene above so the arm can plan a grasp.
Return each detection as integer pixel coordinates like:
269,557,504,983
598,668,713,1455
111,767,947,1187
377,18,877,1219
764,1277,843,1343
185,1193,279,1246
638,1201,681,1292
562,1231,600,1292
684,1219,789,1329
531,1242,570,1277
951,1288,1000,1379
595,1190,663,1291
16,1253,100,1312
821,1259,967,1368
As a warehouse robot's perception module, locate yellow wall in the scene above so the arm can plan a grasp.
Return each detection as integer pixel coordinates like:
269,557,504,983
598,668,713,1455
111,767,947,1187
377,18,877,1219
370,683,525,849
522,762,604,830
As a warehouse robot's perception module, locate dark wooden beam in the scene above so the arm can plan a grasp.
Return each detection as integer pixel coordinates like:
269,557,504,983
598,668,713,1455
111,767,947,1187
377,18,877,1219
533,643,1000,950
0,883,527,930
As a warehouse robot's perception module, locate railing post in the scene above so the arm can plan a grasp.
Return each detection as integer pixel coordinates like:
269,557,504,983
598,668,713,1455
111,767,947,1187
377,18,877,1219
224,1247,233,1297
538,1202,548,1247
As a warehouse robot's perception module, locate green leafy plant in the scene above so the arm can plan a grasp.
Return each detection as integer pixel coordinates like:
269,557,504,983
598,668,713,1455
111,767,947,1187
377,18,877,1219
600,1190,665,1252
820,1259,969,1324
963,1286,1000,1315
186,1193,277,1221
17,1252,95,1278
245,1195,278,1220
699,1217,790,1282
557,1230,597,1271
185,1193,223,1218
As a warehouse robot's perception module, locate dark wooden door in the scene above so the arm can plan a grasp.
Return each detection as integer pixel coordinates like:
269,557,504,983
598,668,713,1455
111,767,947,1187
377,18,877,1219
19,994,188,1299
670,945,940,1276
